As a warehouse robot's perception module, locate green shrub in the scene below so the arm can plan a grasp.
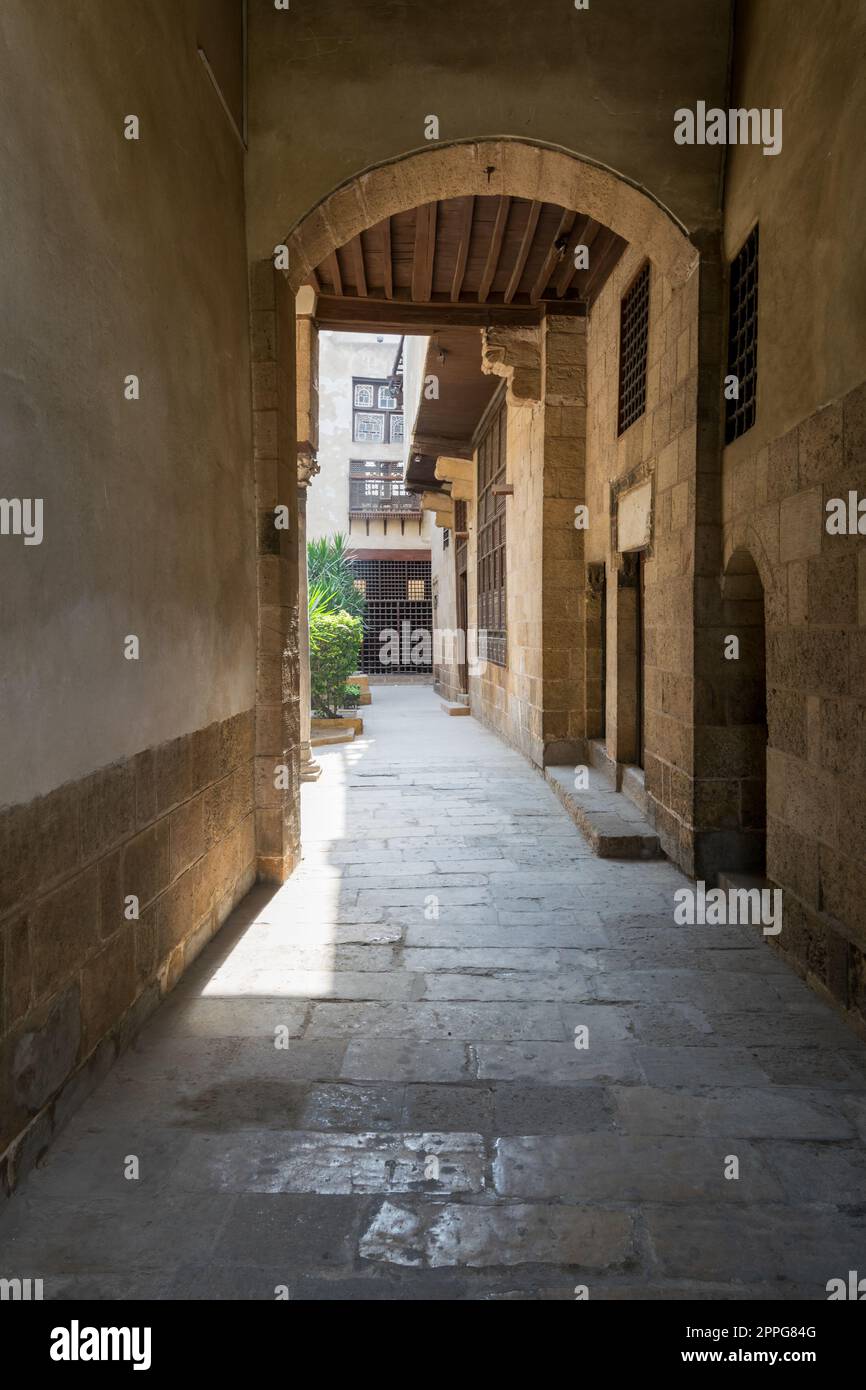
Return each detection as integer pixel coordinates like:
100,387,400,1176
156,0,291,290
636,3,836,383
307,533,365,619
309,610,363,718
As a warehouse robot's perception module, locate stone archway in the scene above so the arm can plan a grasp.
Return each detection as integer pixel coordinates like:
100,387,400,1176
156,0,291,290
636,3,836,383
250,139,702,881
282,138,698,296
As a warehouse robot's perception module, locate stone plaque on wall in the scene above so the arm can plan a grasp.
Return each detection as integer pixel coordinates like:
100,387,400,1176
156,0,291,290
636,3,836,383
617,479,653,553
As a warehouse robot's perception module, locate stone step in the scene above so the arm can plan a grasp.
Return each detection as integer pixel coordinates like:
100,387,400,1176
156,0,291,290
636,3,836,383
441,700,470,717
544,765,663,860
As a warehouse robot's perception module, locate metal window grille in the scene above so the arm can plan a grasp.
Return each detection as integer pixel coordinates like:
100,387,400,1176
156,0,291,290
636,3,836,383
725,225,759,444
352,558,432,674
476,399,507,667
617,262,650,436
442,527,450,549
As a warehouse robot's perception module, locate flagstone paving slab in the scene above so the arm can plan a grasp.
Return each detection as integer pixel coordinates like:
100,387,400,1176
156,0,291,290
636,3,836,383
2,685,866,1300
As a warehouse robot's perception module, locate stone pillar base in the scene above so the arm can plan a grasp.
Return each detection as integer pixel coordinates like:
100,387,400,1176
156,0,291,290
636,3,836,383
300,748,322,782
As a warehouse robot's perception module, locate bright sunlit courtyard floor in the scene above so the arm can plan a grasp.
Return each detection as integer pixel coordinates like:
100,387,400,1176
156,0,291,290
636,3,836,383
3,685,866,1299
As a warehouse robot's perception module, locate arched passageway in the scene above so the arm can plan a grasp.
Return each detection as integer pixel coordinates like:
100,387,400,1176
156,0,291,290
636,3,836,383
249,137,711,889
3,1,866,1312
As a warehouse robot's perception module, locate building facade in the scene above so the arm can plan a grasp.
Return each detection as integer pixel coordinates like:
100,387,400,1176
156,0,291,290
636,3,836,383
309,331,433,676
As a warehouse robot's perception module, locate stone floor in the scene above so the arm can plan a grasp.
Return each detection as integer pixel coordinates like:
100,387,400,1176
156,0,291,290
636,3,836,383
3,684,866,1300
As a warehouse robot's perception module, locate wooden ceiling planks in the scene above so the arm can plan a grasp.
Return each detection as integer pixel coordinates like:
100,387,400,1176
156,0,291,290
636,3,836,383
411,202,437,304
311,196,626,312
504,199,542,303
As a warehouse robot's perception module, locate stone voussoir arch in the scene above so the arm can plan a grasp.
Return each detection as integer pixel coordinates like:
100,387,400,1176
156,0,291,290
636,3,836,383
282,137,699,295
723,525,778,605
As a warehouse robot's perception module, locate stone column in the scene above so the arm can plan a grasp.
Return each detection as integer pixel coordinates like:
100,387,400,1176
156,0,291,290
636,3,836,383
298,447,321,781
295,294,321,783
250,260,301,883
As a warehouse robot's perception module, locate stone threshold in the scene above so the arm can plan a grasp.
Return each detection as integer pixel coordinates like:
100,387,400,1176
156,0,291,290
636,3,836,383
544,765,663,859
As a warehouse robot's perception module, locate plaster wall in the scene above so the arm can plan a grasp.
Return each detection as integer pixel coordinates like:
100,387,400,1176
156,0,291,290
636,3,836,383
723,0,866,450
246,0,733,258
0,0,254,811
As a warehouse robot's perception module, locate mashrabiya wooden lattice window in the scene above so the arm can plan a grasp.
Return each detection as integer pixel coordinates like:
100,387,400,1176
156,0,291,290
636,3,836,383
349,460,418,516
725,225,759,444
352,377,403,444
617,262,650,436
476,400,507,667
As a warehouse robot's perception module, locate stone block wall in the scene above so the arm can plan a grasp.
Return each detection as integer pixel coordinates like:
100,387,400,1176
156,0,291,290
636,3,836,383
0,710,256,1193
468,320,588,769
474,391,545,764
431,525,462,702
250,263,301,883
541,317,589,766
722,380,866,1033
585,245,701,864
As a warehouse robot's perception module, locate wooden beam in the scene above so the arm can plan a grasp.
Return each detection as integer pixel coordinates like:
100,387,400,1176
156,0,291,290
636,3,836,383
313,294,569,336
478,196,511,303
348,234,367,298
322,250,342,297
411,433,475,460
382,217,393,300
412,202,437,303
530,209,576,305
450,196,474,302
306,266,321,294
551,215,601,297
504,199,541,303
581,232,628,304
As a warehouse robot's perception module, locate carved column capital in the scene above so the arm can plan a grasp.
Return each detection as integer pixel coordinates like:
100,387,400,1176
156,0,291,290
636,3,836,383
297,442,320,488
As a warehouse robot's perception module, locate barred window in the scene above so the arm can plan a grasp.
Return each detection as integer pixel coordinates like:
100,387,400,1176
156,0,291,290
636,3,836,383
378,384,398,409
617,262,650,436
476,399,507,667
353,383,375,408
725,226,759,444
391,414,404,443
